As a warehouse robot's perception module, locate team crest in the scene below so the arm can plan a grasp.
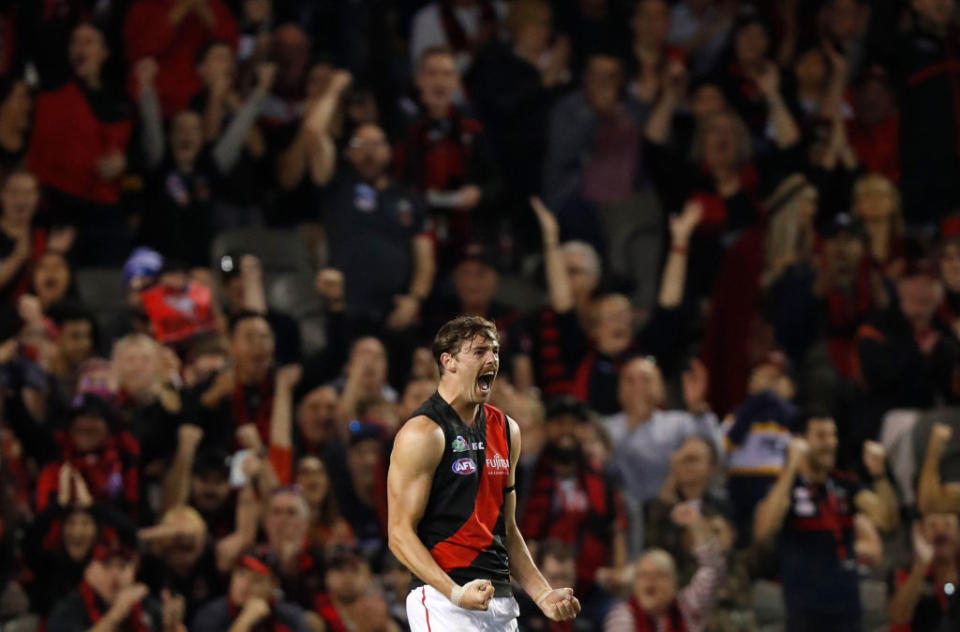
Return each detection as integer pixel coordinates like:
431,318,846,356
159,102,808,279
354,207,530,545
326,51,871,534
452,436,469,452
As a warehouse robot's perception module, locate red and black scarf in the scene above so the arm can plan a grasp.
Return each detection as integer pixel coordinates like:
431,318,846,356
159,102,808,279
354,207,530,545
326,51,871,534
627,596,688,632
80,581,149,632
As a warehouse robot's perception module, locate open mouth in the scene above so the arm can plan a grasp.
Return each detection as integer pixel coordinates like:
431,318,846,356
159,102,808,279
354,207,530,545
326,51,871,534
477,370,496,393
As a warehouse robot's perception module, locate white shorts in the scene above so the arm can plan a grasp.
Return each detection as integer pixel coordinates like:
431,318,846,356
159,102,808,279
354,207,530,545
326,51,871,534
406,584,520,632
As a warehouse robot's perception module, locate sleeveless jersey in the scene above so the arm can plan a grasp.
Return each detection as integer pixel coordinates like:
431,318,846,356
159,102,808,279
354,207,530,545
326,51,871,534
409,392,513,596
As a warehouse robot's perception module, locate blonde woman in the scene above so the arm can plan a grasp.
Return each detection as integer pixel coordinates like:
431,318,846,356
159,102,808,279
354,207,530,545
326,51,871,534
851,173,905,274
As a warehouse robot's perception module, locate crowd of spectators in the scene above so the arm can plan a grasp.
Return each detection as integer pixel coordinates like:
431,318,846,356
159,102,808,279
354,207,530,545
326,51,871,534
2,0,960,630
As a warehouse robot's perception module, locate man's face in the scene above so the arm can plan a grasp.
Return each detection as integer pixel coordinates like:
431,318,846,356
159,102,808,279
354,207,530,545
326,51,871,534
349,337,389,393
941,243,960,291
113,341,158,397
854,185,895,223
618,357,664,413
264,492,308,549
453,260,498,310
1,172,38,224
198,43,235,86
897,275,943,326
913,0,956,27
562,248,599,305
229,567,275,603
592,295,634,355
923,513,959,560
794,49,827,90
400,378,437,419
416,53,459,114
632,0,670,45
442,333,500,404
734,22,769,65
689,84,726,121
673,437,714,489
191,470,230,513
171,111,204,167
160,514,206,571
69,24,107,82
634,553,677,615
296,386,337,446
823,233,865,285
348,439,381,490
703,113,741,171
824,0,864,42
805,418,838,472
63,511,97,561
346,124,391,182
295,457,329,507
854,79,896,126
34,253,70,304
541,555,576,590
70,414,109,453
584,56,622,114
231,317,275,379
86,557,137,605
545,414,582,459
326,560,369,603
271,24,310,92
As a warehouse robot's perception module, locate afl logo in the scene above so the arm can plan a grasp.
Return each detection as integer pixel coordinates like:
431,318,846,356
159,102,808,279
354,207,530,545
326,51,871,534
452,458,477,476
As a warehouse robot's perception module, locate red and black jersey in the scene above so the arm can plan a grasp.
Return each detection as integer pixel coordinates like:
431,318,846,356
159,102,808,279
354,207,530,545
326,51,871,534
410,392,513,596
780,471,862,621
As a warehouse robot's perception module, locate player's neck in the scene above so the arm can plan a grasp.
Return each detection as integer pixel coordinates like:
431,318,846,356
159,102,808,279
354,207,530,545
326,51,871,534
437,381,480,426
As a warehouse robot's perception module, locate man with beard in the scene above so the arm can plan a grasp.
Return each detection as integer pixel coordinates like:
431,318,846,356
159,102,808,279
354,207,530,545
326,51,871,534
753,416,898,632
388,316,581,631
310,115,435,334
521,397,628,627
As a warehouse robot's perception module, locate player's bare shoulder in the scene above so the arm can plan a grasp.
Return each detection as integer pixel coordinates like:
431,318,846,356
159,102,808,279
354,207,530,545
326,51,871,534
391,414,446,471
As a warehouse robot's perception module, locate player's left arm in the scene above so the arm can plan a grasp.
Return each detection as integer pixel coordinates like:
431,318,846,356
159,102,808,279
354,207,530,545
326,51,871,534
504,416,581,622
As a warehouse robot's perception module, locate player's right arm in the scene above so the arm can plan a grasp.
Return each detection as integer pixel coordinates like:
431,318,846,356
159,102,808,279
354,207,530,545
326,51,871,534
387,415,494,610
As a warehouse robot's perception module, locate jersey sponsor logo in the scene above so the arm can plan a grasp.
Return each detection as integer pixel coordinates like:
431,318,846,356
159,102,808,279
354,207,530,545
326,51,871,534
485,453,510,475
452,457,477,475
452,436,468,452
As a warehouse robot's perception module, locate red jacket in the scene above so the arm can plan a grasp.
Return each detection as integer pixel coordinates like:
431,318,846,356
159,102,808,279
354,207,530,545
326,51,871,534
27,83,132,205
123,0,238,116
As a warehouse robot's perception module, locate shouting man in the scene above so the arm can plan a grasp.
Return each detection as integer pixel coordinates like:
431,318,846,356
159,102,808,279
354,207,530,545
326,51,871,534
388,315,581,630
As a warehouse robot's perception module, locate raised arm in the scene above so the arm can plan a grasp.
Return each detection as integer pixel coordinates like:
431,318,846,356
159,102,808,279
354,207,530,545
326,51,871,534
658,199,702,309
304,71,353,186
134,58,165,170
162,424,203,512
505,417,581,622
917,423,960,513
387,416,495,610
855,440,899,533
211,63,275,174
754,437,806,543
531,197,573,313
752,62,800,149
643,61,686,145
889,523,935,625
